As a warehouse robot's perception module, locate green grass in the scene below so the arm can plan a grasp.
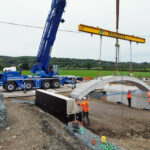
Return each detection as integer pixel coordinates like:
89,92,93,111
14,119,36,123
59,70,150,78
21,70,150,78
22,70,31,75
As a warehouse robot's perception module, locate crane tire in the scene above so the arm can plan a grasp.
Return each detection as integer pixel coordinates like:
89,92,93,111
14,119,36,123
5,82,17,92
52,80,60,88
25,81,33,91
42,80,51,89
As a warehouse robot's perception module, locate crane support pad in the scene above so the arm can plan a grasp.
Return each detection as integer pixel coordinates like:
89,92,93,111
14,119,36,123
35,89,82,124
79,24,146,43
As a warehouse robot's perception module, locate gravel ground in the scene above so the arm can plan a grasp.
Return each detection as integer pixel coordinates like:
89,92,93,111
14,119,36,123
60,92,150,150
88,97,150,150
1,89,150,150
0,97,89,150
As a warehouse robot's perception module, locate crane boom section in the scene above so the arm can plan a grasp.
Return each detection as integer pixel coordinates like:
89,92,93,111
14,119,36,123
35,0,66,73
79,24,145,43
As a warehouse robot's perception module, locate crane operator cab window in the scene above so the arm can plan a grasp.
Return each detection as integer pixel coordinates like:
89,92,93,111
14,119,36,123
50,65,59,76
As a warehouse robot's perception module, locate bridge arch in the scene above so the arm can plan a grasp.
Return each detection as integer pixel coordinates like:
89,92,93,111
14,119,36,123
71,76,150,99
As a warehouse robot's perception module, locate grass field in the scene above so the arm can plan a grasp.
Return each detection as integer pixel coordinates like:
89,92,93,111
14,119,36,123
21,70,150,78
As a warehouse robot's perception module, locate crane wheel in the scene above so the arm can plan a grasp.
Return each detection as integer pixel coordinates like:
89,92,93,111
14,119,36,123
5,82,17,92
25,81,33,91
42,80,51,89
52,80,60,88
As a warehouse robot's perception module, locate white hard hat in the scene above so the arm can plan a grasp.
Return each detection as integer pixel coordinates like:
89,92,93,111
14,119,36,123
83,97,87,100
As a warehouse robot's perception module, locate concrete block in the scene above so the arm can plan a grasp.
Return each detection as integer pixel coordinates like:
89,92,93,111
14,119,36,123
35,89,82,124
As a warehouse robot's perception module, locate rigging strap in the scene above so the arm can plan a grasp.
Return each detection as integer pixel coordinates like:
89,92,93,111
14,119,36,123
115,39,120,74
129,41,133,76
97,35,103,77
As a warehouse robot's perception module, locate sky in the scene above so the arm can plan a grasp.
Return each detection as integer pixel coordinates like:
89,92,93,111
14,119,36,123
0,0,149,62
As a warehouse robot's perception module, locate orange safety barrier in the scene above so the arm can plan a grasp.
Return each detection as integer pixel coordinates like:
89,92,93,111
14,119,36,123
84,77,92,81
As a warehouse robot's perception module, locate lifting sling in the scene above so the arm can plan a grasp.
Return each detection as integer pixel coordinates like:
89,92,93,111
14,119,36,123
97,35,102,77
129,41,133,76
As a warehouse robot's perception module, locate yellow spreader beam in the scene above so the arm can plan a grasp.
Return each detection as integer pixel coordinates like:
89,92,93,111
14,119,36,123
78,24,145,43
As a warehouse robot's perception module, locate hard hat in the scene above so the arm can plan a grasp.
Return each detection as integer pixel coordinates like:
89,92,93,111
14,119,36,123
83,97,87,100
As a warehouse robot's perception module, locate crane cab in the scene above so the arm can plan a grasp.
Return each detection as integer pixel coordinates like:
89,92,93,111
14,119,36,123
49,65,59,77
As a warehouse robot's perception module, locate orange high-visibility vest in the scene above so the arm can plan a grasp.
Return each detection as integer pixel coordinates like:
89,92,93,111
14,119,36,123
127,92,131,99
75,99,78,104
51,68,54,72
80,100,89,112
147,92,150,103
147,92,150,97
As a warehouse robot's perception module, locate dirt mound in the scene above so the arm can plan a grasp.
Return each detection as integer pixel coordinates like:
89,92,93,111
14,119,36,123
0,98,89,150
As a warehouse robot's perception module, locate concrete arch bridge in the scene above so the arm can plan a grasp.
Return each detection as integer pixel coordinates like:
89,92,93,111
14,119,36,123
70,76,150,100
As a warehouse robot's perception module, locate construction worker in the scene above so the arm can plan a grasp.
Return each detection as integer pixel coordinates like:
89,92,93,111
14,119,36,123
73,78,77,88
147,91,150,103
127,90,132,107
78,97,90,127
75,99,79,105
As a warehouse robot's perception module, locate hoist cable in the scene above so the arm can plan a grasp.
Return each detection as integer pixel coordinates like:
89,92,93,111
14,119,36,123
115,0,120,75
97,35,102,77
130,41,133,75
116,0,124,118
116,0,120,32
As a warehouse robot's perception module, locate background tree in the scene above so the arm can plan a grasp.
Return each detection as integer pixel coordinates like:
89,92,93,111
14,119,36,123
20,63,30,70
86,61,92,70
0,64,2,70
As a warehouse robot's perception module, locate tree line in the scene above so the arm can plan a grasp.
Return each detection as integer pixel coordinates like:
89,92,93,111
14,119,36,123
0,55,150,72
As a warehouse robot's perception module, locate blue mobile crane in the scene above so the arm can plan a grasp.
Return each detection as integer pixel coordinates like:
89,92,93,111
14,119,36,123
0,0,81,92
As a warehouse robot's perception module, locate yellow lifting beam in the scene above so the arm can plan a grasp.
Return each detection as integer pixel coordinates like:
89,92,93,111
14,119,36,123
78,24,146,43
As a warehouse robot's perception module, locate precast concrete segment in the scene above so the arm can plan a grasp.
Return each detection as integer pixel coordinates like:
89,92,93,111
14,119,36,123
35,89,82,124
70,76,150,100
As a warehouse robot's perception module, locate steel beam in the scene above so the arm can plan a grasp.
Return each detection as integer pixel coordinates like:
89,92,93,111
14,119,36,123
78,24,145,43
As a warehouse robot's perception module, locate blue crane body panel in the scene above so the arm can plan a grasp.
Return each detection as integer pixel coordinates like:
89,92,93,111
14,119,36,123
31,0,66,75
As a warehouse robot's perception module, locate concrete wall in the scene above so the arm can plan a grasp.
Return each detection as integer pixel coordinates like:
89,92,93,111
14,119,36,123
105,84,150,110
106,92,150,110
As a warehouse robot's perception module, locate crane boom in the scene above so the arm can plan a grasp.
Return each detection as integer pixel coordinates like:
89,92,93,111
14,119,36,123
32,0,66,74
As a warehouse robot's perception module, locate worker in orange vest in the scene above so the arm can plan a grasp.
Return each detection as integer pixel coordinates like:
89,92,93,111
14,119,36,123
147,91,150,103
78,97,90,127
127,90,132,107
75,99,79,105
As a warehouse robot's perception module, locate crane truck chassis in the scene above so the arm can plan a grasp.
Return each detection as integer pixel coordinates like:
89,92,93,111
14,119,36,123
0,66,82,92
0,69,60,92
